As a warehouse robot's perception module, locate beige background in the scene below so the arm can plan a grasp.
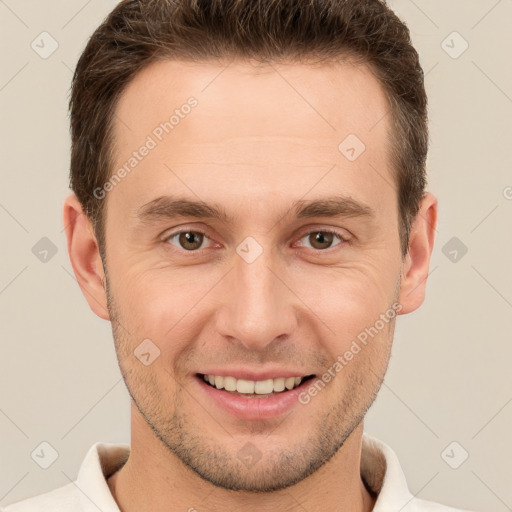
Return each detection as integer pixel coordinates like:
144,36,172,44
1,1,511,510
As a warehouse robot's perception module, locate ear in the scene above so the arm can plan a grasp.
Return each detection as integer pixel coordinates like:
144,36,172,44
397,192,438,315
63,194,110,320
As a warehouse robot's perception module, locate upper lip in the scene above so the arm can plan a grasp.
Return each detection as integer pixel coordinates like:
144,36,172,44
196,369,315,381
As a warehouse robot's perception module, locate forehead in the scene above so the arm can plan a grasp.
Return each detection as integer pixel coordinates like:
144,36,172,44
110,57,395,223
114,57,390,144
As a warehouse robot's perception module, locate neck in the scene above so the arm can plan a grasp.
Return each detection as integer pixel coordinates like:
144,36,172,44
107,407,376,512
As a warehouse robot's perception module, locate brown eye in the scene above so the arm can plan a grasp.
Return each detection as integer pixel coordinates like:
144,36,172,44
300,231,344,250
167,231,207,251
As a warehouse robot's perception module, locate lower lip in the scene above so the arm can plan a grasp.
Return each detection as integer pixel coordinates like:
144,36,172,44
194,375,314,420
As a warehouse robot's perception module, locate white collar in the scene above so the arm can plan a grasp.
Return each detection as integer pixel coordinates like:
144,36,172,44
73,432,416,511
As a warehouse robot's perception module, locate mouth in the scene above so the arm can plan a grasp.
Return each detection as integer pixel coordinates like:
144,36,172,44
196,373,316,398
193,371,319,420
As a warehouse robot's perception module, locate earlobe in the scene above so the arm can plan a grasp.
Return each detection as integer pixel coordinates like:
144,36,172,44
397,192,438,315
62,194,110,321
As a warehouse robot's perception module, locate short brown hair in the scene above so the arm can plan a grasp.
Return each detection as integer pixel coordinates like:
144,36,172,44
69,0,428,260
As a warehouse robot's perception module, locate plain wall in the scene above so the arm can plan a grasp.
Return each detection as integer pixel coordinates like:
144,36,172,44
1,1,511,510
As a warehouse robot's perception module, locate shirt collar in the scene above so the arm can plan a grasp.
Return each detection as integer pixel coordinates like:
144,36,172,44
361,432,415,510
74,432,413,511
75,442,128,511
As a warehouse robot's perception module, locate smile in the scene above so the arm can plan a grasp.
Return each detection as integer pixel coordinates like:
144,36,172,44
198,373,316,397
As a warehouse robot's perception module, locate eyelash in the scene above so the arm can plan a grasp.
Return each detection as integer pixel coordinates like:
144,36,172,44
163,227,349,253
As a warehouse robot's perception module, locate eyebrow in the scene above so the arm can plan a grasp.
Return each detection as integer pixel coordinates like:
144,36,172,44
136,194,376,225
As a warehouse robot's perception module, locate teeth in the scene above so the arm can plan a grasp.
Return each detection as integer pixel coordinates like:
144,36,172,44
237,379,255,394
223,376,237,392
202,374,306,394
285,377,295,390
254,379,273,394
273,377,285,392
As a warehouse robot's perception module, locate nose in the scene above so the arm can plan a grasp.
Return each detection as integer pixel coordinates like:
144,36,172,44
214,241,298,351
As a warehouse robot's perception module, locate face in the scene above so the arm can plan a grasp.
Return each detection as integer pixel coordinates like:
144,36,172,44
102,58,404,491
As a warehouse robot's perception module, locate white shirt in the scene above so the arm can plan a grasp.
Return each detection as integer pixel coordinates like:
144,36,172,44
3,433,474,512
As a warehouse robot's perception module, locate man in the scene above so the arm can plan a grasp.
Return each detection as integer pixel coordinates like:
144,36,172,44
5,0,475,511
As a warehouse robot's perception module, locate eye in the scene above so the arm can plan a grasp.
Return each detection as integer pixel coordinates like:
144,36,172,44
297,229,346,250
165,230,211,251
163,227,348,253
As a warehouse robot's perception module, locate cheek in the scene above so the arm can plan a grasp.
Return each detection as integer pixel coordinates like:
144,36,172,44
109,265,219,358
108,240,400,360
327,313,394,393
288,262,398,335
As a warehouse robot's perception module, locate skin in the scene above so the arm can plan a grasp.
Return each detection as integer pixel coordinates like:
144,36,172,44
64,57,437,512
